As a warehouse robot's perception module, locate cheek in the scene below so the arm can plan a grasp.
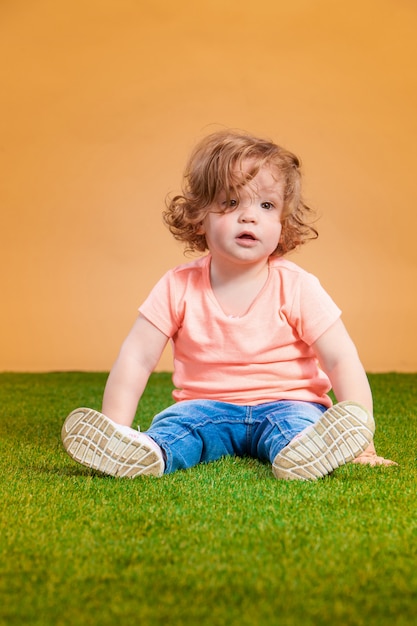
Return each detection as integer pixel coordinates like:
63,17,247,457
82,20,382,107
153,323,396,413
205,215,231,239
269,217,283,235
269,221,283,246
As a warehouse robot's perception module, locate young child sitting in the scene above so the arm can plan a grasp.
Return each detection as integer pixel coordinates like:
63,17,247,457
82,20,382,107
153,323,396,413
62,129,396,479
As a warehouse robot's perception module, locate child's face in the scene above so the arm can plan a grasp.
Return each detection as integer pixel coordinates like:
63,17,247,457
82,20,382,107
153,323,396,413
201,162,284,268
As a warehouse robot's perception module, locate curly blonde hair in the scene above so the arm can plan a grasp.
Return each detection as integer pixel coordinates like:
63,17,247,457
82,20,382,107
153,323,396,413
163,129,318,256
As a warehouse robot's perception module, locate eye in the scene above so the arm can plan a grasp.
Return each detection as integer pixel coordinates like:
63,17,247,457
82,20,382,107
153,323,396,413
261,201,274,210
221,198,238,210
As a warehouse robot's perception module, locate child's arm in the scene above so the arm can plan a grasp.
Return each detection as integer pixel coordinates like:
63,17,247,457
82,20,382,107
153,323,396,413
312,318,396,466
101,314,169,427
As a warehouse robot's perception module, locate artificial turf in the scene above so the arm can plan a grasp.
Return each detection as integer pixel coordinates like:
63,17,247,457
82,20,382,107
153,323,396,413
0,372,416,626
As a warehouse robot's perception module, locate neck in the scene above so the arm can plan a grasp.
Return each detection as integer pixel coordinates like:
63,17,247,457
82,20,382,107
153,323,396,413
207,255,270,318
209,256,269,288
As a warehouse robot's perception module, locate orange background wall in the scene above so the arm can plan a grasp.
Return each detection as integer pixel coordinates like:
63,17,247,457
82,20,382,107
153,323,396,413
1,0,416,373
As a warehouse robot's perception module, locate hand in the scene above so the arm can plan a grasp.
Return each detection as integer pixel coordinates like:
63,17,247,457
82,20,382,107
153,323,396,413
350,440,398,466
351,451,398,466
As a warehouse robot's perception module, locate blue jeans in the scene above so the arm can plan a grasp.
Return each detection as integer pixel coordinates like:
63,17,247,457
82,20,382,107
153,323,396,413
146,399,327,474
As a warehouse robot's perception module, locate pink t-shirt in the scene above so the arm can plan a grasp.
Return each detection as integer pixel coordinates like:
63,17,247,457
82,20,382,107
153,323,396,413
139,255,341,407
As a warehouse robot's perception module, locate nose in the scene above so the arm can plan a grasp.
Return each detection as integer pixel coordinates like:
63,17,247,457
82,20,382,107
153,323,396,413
237,202,257,223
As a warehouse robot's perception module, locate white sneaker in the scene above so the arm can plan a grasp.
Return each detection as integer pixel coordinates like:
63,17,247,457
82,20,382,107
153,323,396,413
61,408,165,478
272,401,375,481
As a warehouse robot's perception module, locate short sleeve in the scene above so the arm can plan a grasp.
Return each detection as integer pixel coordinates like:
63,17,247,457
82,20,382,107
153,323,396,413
139,270,180,338
290,272,341,346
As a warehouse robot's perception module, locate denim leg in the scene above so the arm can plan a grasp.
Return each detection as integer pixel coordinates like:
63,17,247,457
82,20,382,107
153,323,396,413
145,400,249,474
145,399,328,474
251,400,327,463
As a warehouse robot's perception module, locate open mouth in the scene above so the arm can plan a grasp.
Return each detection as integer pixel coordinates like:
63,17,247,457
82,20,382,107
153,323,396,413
237,233,256,240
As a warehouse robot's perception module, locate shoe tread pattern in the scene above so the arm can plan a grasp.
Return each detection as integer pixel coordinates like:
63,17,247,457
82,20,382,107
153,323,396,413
272,401,375,481
61,408,163,478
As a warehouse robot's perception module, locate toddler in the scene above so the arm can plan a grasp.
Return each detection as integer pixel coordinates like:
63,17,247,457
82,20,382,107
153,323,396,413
62,129,395,479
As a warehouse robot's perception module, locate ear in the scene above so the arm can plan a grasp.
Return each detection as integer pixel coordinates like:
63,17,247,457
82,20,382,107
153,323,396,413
196,223,205,235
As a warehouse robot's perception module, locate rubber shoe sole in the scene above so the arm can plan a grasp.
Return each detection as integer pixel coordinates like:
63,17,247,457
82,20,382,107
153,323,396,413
272,401,375,481
61,408,164,478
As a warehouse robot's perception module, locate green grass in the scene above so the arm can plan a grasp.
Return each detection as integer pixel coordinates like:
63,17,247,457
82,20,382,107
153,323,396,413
0,372,416,626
